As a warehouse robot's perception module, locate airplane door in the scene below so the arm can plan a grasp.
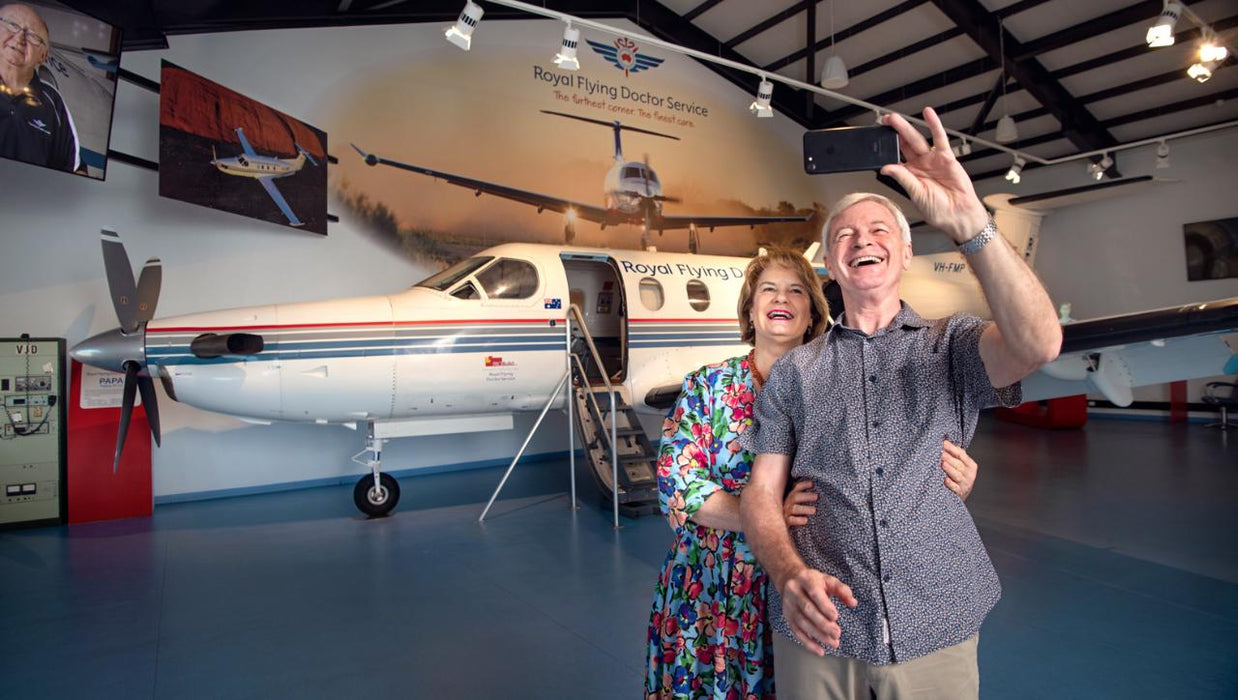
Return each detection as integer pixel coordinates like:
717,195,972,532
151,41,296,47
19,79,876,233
561,254,627,382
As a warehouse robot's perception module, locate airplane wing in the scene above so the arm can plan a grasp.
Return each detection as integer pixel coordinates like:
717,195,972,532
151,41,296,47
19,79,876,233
257,176,305,227
351,144,619,225
236,127,258,157
655,213,811,231
1022,298,1238,406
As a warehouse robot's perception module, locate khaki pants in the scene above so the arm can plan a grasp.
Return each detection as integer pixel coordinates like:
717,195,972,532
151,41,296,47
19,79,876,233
772,633,979,700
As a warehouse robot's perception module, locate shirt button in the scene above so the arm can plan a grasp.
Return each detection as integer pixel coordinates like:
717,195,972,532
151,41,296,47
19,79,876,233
883,574,892,583
869,374,877,383
875,467,884,476
872,421,880,428
880,519,889,528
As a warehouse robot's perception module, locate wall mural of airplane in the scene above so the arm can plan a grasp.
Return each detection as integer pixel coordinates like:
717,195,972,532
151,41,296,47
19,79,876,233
212,127,319,227
352,110,810,251
70,194,1238,518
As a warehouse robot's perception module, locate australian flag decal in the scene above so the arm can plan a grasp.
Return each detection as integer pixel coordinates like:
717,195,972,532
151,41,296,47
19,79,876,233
586,37,665,77
544,298,562,309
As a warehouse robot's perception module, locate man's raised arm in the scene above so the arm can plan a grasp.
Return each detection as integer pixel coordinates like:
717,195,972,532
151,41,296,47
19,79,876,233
880,107,1061,388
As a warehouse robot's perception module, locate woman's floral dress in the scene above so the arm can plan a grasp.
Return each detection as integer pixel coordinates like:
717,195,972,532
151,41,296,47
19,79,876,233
645,355,774,699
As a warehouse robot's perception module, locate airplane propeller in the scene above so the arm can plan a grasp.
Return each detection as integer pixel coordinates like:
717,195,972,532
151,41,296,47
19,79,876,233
77,229,164,470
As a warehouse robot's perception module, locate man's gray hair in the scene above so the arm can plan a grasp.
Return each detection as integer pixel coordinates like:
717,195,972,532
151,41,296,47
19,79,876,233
821,192,912,253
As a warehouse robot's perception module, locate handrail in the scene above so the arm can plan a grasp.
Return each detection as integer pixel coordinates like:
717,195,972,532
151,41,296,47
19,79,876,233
566,303,620,528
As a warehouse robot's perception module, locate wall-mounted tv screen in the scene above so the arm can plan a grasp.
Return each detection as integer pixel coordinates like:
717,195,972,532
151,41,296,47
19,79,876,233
1184,216,1238,282
0,1,120,179
158,60,329,234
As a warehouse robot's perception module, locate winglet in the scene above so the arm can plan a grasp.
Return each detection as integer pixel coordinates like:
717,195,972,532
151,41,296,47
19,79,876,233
294,143,319,167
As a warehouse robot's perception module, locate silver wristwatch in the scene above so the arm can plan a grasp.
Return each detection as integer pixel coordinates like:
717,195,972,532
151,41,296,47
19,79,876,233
957,217,997,257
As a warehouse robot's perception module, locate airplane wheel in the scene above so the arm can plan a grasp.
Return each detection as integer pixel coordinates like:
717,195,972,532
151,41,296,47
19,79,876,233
353,473,400,518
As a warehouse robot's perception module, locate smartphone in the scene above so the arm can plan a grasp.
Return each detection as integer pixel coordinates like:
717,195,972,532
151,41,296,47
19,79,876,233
803,125,900,174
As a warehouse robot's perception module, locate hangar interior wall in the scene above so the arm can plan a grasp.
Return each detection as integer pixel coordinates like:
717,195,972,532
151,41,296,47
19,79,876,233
0,23,1234,500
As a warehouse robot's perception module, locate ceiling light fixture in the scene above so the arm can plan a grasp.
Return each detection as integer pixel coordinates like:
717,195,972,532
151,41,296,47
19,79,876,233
1146,1,1182,48
1088,153,1113,181
1005,155,1025,184
951,138,972,157
995,19,1018,144
1155,140,1171,169
445,0,484,51
820,0,849,89
750,76,774,118
553,22,581,70
1187,60,1216,83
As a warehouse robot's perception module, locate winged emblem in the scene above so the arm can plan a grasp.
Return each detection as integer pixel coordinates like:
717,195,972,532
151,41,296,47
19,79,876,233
585,37,664,77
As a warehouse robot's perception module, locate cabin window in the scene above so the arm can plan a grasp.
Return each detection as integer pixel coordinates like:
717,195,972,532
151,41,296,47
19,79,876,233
686,279,710,312
451,282,481,300
416,256,494,291
639,277,664,311
476,258,539,299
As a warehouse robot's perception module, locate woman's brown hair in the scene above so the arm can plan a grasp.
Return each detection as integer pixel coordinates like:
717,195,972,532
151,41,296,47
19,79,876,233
736,247,829,346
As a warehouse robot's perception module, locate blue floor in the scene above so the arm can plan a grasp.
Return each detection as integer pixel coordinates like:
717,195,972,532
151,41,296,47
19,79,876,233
1,417,1236,698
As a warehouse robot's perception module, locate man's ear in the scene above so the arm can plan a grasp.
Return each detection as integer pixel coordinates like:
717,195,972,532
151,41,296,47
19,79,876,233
901,240,913,271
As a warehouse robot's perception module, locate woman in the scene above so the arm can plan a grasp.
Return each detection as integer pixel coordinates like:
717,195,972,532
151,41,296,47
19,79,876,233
644,248,979,699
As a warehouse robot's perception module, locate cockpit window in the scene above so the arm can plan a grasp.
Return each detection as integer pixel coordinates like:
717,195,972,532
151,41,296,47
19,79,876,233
622,166,646,180
451,282,481,300
476,258,539,299
237,155,248,167
415,256,494,291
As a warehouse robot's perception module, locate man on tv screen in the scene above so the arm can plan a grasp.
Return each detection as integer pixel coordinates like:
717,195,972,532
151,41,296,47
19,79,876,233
0,3,79,172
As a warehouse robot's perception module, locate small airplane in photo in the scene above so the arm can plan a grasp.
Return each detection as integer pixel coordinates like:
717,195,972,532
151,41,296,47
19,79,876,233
70,192,1238,519
211,127,319,227
352,110,810,251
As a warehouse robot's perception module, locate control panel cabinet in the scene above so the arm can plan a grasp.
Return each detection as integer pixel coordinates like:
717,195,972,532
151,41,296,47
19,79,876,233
0,337,65,527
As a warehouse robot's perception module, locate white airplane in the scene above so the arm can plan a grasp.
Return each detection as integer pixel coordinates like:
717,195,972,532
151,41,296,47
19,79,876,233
70,197,1238,517
352,110,811,251
211,127,319,227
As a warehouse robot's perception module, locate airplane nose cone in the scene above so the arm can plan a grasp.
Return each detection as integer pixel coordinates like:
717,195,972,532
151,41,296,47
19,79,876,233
70,327,146,373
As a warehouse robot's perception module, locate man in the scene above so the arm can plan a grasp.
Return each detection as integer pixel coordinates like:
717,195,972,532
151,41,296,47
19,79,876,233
1,3,79,172
739,107,1061,698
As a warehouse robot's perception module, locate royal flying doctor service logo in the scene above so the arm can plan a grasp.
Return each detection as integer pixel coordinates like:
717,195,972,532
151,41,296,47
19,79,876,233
586,37,664,77
485,356,516,368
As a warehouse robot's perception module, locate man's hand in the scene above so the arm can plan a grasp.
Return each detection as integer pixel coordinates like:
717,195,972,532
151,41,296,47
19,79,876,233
941,439,978,500
782,479,818,527
781,567,858,656
879,107,989,244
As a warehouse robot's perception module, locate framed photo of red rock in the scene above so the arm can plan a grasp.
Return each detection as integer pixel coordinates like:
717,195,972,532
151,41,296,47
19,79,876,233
158,60,328,234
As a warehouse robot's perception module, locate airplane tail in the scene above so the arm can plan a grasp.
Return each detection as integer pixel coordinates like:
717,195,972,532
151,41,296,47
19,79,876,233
984,193,1044,267
294,143,319,167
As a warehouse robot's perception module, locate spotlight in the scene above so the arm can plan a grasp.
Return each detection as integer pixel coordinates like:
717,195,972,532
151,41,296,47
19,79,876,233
553,23,581,71
873,110,884,125
1088,154,1112,181
445,0,484,51
1146,1,1182,48
750,77,774,118
1155,140,1171,169
951,138,972,157
995,114,1018,143
1187,60,1216,83
1199,40,1228,63
1004,155,1025,185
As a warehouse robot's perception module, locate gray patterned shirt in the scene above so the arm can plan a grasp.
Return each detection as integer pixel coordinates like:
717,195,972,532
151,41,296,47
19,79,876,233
740,302,1021,664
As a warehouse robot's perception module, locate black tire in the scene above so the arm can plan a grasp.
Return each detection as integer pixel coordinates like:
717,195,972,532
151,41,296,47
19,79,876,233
353,473,400,517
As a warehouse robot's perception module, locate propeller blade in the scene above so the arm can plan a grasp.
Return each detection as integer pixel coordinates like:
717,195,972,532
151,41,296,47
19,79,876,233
134,258,162,325
136,375,161,447
114,361,139,472
100,228,139,334
642,153,652,197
